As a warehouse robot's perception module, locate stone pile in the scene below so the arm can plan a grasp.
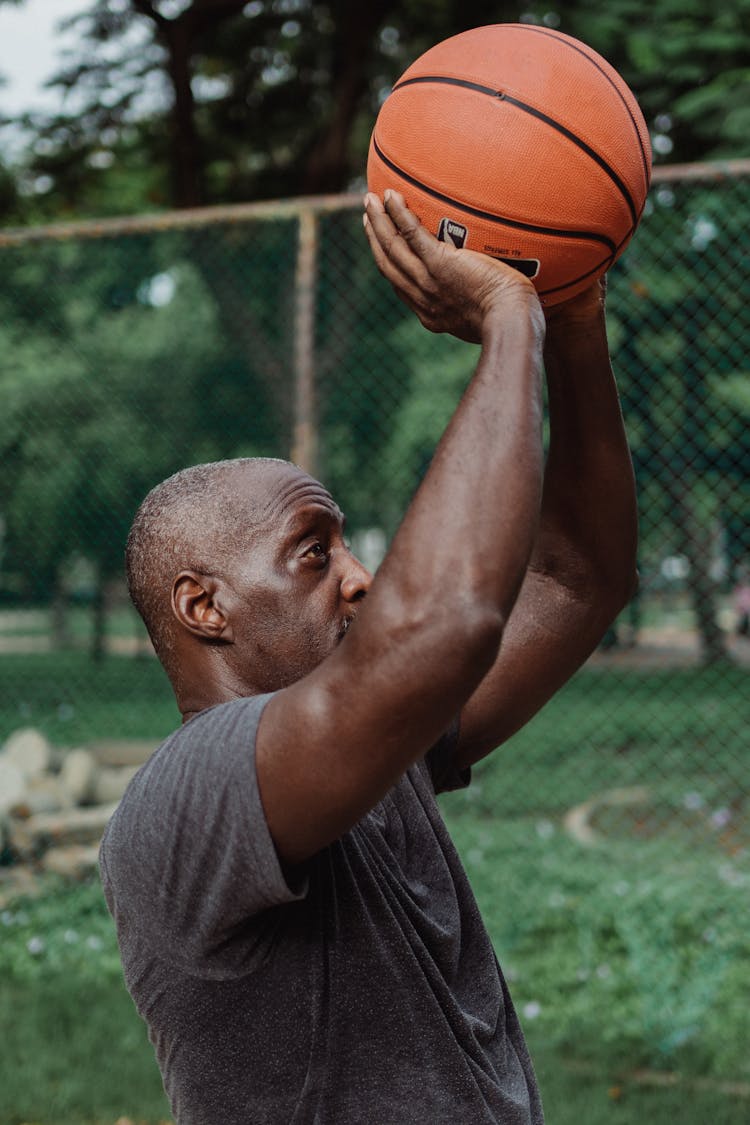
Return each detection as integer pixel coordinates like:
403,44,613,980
0,727,153,880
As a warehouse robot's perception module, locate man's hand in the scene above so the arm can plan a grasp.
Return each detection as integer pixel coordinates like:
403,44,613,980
363,190,542,345
543,276,607,335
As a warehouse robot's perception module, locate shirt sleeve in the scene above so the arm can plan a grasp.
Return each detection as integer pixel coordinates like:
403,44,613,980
425,714,470,794
100,694,308,975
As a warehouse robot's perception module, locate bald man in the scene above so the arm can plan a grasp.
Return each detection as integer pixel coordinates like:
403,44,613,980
100,191,637,1125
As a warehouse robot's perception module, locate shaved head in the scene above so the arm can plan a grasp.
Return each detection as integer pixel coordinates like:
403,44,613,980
125,457,300,671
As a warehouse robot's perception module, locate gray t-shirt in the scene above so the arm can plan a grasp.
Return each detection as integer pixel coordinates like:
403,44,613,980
100,695,544,1125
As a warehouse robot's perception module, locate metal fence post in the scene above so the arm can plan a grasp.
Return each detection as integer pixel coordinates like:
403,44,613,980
291,205,318,476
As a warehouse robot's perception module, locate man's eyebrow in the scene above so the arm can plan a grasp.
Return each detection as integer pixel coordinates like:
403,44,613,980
282,504,345,541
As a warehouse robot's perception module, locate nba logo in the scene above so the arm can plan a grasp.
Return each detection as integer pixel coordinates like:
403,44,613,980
437,218,468,248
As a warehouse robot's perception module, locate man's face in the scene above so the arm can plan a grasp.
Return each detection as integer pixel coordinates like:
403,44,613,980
221,463,372,692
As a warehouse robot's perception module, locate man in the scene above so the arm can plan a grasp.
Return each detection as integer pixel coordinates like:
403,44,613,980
101,190,637,1124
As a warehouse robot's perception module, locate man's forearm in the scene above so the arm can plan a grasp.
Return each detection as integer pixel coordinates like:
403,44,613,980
452,284,639,766
533,304,638,613
383,312,546,625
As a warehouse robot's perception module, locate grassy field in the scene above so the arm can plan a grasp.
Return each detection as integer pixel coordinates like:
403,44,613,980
1,652,748,1123
0,651,180,747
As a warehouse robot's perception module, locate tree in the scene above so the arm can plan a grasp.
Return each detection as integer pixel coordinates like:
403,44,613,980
1,0,748,664
0,224,288,655
603,179,750,664
2,0,406,217
565,0,750,165
6,0,748,226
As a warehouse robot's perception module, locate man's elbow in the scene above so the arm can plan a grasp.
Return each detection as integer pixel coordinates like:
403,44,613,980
377,592,506,690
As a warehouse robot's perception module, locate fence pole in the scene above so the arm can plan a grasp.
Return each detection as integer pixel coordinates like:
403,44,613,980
291,206,318,475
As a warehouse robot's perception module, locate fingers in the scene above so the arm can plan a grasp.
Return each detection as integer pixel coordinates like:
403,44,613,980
363,190,440,306
363,189,541,343
363,189,423,256
372,189,435,258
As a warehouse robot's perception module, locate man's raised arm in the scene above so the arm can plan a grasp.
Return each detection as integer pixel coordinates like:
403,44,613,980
256,190,546,864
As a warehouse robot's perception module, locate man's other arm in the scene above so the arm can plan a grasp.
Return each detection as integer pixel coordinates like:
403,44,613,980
454,279,639,768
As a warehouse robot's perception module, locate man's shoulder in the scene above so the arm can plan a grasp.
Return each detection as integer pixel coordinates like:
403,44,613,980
177,693,277,740
101,694,276,854
140,693,276,775
99,690,304,938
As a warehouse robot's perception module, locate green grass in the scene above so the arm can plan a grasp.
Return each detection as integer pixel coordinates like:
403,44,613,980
1,976,171,1125
0,655,748,1122
0,652,179,746
530,1048,750,1125
0,878,173,1125
442,810,750,1079
461,663,750,818
2,836,748,1125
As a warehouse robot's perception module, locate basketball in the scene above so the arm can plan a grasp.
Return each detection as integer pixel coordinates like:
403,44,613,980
367,24,652,305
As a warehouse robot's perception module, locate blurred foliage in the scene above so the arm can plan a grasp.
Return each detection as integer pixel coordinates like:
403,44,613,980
0,0,748,224
0,172,749,660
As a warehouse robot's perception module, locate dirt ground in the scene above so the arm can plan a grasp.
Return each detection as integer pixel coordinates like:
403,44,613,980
589,625,750,668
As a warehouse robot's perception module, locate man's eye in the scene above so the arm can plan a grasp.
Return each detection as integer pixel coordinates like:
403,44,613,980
303,542,328,561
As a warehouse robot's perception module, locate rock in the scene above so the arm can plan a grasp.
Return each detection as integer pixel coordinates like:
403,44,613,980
8,801,119,860
3,727,53,778
60,748,99,805
0,864,43,909
563,785,651,847
42,843,101,878
92,765,139,805
87,738,158,767
11,774,72,817
0,756,26,815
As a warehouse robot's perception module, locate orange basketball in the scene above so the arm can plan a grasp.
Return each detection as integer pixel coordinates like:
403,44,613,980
367,24,652,305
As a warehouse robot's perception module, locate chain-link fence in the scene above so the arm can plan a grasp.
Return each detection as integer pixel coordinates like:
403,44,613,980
1,162,749,1115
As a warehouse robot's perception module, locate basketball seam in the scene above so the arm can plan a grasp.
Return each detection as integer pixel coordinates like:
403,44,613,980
371,136,619,254
539,227,636,297
538,253,612,297
393,74,639,228
514,24,652,196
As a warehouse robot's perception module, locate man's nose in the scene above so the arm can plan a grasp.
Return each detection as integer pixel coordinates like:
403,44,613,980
341,554,372,602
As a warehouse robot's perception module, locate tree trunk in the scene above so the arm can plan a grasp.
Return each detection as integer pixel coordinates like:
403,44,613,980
50,571,72,650
131,0,249,208
163,17,204,208
91,571,107,662
300,0,399,194
677,293,730,664
665,473,729,665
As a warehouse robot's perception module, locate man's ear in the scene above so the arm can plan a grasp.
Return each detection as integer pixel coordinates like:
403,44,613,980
171,571,234,642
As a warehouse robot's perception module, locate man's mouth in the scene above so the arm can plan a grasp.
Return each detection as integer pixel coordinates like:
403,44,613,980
338,616,354,641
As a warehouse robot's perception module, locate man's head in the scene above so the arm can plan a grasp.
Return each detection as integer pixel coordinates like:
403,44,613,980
126,458,371,709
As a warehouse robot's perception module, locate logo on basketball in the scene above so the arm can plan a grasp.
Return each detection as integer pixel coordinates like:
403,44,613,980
437,218,468,248
491,256,541,279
